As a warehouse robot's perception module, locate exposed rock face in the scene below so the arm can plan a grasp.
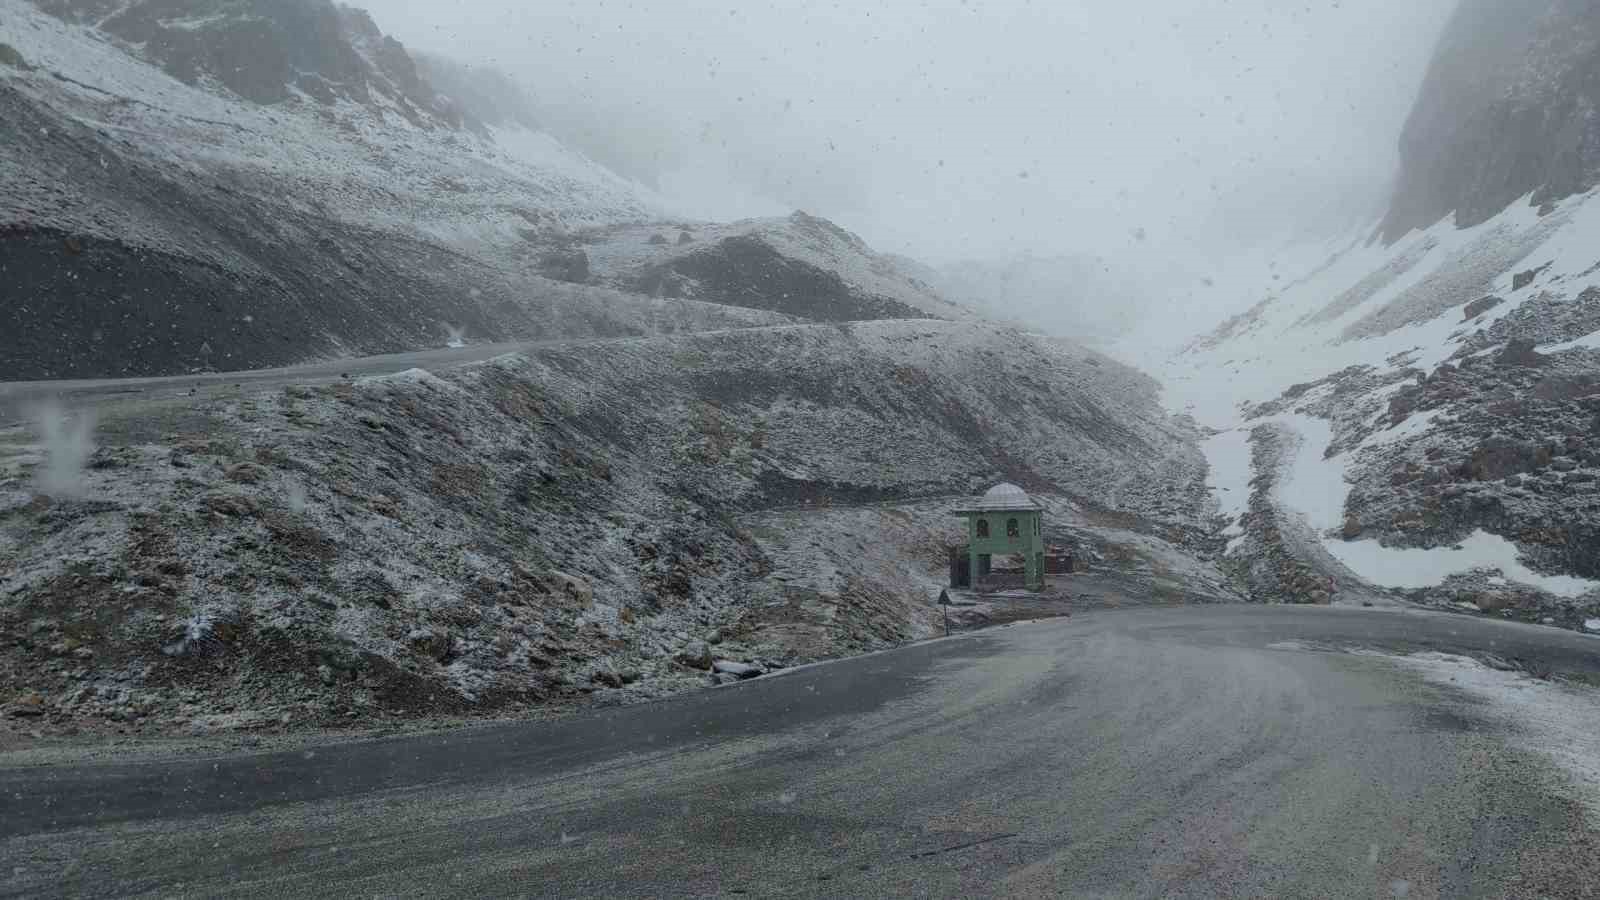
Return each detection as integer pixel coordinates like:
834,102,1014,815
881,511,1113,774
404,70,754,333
581,212,969,323
631,234,924,321
412,51,543,134
33,0,457,122
1,0,972,376
1382,0,1600,240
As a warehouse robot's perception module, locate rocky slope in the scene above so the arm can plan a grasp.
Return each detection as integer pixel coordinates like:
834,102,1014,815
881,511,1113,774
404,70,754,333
575,213,970,322
1383,0,1600,240
1130,0,1600,634
0,0,955,378
0,321,1222,735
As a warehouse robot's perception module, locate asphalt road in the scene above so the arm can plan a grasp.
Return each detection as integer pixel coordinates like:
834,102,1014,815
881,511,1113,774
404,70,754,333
4,605,1600,898
0,341,550,428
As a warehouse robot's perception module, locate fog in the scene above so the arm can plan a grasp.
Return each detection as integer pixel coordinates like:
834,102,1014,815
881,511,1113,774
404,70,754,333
362,0,1458,331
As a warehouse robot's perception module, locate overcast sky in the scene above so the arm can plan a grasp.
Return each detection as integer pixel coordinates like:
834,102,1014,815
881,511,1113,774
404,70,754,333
362,0,1458,270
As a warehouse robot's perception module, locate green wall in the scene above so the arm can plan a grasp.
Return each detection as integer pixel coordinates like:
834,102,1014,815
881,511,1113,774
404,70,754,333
963,510,1044,590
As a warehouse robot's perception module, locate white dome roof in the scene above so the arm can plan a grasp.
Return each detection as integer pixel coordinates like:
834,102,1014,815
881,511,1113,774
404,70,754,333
952,482,1042,513
985,483,1029,501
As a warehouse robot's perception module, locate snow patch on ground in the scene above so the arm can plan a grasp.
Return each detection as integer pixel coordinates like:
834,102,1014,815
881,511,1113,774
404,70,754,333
1537,331,1600,354
1272,414,1344,532
358,368,459,392
1202,428,1253,527
1267,413,1600,598
1377,651,1600,821
1361,409,1444,450
1328,532,1600,598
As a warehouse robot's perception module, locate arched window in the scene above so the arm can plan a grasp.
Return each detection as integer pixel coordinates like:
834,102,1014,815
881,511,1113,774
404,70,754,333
976,519,990,538
1007,518,1020,538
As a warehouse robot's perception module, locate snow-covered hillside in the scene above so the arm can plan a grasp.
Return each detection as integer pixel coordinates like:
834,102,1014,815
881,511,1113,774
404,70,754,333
577,212,972,322
0,321,1223,734
1109,0,1600,633
1125,190,1600,629
0,0,965,378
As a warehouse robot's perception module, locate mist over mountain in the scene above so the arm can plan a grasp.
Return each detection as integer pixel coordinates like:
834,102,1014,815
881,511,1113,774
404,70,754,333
1383,0,1600,241
1126,0,1600,633
6,0,1600,749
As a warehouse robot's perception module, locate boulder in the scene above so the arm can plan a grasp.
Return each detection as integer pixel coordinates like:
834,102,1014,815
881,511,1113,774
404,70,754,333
225,463,269,484
7,692,46,717
711,660,763,679
1462,295,1503,320
407,628,454,662
547,571,594,606
675,640,713,670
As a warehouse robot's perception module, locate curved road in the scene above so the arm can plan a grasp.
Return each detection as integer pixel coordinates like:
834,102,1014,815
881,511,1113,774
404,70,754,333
0,340,553,427
4,605,1600,898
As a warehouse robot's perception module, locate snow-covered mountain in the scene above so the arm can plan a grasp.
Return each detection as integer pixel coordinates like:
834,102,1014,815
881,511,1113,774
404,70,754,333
0,320,1225,730
577,212,971,323
0,0,1233,735
1128,0,1600,632
0,0,961,378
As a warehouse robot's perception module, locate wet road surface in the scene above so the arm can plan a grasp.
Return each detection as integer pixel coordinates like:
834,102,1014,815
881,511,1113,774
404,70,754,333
4,605,1599,898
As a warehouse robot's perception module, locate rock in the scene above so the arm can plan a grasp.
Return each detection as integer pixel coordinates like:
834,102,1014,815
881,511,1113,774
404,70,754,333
675,640,713,670
706,629,723,645
711,660,763,679
547,571,593,606
711,672,739,686
203,493,258,517
1462,295,1503,320
536,246,591,283
8,692,46,717
225,463,269,484
0,42,33,71
408,628,454,662
590,667,623,689
316,664,336,686
1341,515,1362,539
1496,340,1549,368
648,233,670,246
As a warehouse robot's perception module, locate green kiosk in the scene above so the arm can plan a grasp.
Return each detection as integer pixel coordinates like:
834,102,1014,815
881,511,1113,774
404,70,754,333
952,483,1045,592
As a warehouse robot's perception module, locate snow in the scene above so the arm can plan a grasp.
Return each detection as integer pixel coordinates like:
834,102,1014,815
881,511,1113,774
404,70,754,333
1272,415,1344,531
1328,532,1600,598
0,0,664,257
1115,181,1600,601
359,368,459,392
1132,189,1588,430
578,215,974,321
1202,428,1254,524
1264,412,1600,597
1538,331,1600,354
1374,651,1600,822
1587,618,1600,633
1361,409,1444,450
